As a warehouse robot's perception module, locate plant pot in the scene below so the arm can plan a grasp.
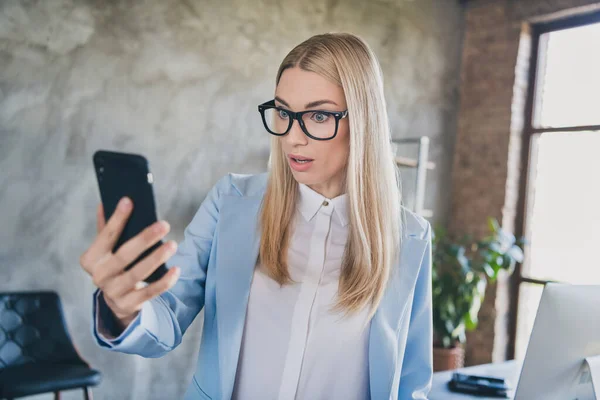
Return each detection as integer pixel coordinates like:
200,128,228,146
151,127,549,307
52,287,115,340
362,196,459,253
433,345,465,372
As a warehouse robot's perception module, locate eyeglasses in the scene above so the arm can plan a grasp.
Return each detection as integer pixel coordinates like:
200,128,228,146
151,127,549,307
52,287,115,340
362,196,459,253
258,99,348,141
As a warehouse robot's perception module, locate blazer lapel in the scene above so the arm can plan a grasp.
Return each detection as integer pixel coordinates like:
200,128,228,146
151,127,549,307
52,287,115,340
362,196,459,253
368,235,428,400
215,194,263,400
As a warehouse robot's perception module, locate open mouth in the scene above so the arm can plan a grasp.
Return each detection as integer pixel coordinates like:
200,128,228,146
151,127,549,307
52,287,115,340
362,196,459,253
292,158,311,164
289,155,314,163
288,154,314,171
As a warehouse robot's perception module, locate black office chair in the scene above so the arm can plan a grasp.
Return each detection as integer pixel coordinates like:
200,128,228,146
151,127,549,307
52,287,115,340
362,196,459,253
0,291,102,399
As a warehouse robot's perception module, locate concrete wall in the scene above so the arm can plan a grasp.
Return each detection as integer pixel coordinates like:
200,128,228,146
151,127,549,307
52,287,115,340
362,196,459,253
0,0,463,398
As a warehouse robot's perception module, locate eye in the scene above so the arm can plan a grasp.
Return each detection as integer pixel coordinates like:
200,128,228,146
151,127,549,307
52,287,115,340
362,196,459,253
311,112,330,123
278,109,289,119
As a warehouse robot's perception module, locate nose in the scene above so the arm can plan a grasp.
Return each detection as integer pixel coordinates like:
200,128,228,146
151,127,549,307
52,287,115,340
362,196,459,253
284,118,308,147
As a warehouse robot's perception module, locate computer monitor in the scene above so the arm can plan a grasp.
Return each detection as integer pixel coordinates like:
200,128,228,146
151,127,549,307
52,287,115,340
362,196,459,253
515,283,600,399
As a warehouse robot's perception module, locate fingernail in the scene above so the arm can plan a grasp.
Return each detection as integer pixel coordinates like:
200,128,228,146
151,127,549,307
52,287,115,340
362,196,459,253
119,197,132,211
154,220,169,233
167,240,177,253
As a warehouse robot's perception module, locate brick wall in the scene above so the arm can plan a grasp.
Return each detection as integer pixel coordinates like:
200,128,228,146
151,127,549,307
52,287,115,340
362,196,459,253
452,0,600,365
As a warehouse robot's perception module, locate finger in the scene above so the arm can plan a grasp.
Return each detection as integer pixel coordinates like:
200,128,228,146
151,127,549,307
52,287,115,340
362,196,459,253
81,197,133,271
81,251,111,279
93,220,170,284
97,197,133,250
104,240,177,298
119,267,180,311
96,203,106,234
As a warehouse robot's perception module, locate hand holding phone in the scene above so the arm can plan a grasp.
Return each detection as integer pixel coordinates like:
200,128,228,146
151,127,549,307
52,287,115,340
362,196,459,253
93,150,170,283
78,150,180,331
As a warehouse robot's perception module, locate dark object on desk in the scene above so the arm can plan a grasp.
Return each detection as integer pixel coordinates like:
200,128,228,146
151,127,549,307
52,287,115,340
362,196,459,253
0,291,102,399
448,372,510,398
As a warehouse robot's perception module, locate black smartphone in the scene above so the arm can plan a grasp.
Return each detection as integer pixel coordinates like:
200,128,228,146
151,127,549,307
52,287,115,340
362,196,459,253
448,372,509,397
93,150,168,283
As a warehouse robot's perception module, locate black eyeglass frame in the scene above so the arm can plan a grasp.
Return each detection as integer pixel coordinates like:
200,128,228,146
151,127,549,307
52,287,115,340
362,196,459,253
258,99,348,141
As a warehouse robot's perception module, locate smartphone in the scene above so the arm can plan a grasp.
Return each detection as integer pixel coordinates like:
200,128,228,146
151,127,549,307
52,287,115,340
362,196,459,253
93,150,168,283
448,372,509,397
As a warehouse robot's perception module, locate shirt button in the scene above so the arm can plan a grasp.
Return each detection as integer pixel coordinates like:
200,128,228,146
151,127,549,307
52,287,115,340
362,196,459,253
322,200,329,206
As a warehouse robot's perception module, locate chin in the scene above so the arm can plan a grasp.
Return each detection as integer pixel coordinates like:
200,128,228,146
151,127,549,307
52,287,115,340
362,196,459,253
289,170,317,186
289,171,308,184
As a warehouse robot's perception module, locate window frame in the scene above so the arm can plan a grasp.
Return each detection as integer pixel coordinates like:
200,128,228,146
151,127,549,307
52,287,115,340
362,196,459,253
507,10,600,360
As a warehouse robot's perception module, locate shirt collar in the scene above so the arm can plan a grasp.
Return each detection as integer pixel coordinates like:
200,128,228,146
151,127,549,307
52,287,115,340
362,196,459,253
297,183,349,227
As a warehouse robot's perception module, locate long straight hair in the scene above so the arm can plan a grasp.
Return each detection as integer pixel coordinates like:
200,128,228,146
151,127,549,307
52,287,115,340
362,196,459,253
259,33,402,318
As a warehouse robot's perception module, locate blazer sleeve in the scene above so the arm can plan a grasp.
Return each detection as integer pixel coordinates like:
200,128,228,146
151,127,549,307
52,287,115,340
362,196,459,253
397,222,433,399
90,174,229,358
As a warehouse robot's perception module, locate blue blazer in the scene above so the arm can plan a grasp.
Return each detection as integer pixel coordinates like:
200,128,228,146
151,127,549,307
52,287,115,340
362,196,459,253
93,173,433,400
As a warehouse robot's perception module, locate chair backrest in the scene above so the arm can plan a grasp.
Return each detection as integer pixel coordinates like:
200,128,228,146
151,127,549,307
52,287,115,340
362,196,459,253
0,291,84,370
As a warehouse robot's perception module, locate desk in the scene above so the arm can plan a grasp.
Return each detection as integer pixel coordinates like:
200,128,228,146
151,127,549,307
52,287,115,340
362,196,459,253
429,360,522,399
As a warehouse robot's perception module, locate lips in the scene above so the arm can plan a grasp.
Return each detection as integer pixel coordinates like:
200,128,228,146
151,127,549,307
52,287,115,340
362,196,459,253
288,154,314,162
288,154,314,172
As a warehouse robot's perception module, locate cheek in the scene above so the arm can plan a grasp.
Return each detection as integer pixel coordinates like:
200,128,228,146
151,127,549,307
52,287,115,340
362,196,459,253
322,129,350,171
336,123,350,160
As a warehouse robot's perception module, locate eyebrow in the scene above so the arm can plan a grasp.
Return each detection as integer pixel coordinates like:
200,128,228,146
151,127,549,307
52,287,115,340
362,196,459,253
274,96,339,110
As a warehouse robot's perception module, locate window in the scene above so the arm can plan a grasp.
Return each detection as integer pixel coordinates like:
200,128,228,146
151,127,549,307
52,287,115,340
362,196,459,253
509,12,600,360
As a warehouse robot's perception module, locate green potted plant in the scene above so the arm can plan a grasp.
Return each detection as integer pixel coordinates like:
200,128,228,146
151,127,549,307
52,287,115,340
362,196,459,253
431,218,524,371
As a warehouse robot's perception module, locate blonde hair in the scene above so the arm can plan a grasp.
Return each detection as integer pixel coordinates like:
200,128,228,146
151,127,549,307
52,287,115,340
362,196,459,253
259,32,402,318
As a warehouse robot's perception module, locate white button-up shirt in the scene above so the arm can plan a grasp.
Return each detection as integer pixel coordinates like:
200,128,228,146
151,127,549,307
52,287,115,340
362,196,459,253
232,183,371,400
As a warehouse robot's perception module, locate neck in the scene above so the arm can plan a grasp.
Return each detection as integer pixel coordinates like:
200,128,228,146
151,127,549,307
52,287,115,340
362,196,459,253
308,177,345,199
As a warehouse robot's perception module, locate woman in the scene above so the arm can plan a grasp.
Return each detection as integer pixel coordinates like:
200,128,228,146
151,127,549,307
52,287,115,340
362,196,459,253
80,32,433,400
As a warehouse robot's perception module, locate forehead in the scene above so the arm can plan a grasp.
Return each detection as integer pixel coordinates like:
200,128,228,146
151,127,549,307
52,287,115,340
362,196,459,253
275,67,346,109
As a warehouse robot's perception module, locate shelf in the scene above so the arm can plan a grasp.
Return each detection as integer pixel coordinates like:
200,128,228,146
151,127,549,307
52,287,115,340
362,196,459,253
392,136,434,219
395,156,436,170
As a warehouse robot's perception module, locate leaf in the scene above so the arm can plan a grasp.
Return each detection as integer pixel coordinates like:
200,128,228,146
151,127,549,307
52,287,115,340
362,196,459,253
442,336,452,349
505,258,517,276
465,284,484,331
465,271,474,284
451,322,466,341
464,308,478,330
445,320,455,336
508,245,524,262
482,262,495,278
497,230,516,250
446,301,456,316
488,242,501,253
457,329,467,344
477,278,487,293
488,217,500,234
496,255,504,267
